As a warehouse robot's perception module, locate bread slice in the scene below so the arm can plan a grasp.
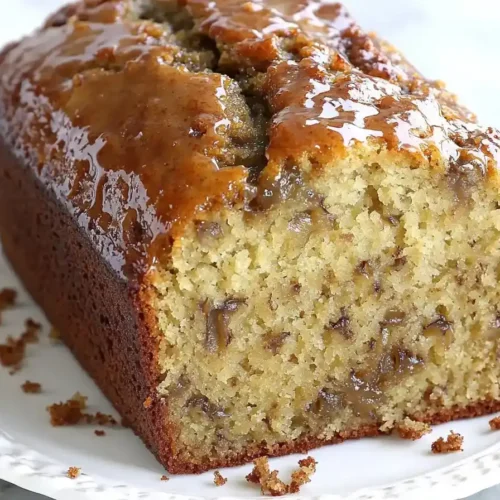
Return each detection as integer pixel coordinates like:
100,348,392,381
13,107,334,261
1,0,500,474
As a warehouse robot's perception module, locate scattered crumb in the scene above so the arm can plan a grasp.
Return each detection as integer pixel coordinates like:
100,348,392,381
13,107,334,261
290,456,317,494
396,418,432,440
47,393,117,427
0,318,41,370
246,457,289,496
160,474,169,481
246,456,269,485
213,470,227,487
0,288,17,306
66,466,81,479
94,429,106,437
21,380,42,394
48,396,87,426
9,366,21,376
246,456,318,495
489,416,500,430
262,471,289,496
0,288,17,323
49,327,61,342
143,396,153,409
22,319,41,343
0,337,25,368
431,431,464,454
70,392,88,409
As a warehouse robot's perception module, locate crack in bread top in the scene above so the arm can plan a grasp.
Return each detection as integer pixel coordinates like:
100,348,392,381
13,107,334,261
0,0,498,279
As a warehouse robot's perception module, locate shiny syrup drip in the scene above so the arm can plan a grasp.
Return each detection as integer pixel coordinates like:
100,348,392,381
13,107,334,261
0,0,498,280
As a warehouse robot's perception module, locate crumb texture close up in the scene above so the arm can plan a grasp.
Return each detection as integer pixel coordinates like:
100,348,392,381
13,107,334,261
0,0,500,475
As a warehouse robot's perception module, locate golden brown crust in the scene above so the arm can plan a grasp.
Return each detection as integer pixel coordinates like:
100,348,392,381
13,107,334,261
413,399,500,425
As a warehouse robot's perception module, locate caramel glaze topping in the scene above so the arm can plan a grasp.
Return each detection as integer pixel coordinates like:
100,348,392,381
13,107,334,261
1,0,499,280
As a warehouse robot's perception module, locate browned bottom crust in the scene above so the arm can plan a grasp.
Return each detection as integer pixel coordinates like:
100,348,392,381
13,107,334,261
412,400,500,424
161,399,500,474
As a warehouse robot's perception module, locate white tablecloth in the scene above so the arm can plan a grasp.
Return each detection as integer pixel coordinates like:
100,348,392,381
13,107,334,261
1,1,499,498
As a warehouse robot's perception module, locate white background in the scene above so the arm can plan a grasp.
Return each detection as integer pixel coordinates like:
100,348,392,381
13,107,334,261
0,0,499,498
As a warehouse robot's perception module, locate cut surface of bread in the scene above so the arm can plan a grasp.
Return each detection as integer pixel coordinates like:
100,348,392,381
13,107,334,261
0,0,500,473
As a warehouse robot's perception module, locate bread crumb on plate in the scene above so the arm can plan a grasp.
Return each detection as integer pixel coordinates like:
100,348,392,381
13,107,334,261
0,318,41,370
489,416,500,430
246,455,317,496
67,466,81,479
21,380,42,393
0,288,17,324
290,456,317,493
431,431,463,454
214,470,227,486
48,393,117,427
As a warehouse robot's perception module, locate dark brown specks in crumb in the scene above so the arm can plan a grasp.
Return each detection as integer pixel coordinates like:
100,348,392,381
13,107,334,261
290,456,317,493
327,309,352,339
161,474,169,481
195,220,223,243
21,380,42,393
424,316,454,335
431,431,463,453
264,331,290,355
213,470,227,486
489,416,500,430
203,298,246,353
66,466,81,479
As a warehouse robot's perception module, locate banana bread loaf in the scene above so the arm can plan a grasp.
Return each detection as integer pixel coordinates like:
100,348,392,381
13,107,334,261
1,0,500,474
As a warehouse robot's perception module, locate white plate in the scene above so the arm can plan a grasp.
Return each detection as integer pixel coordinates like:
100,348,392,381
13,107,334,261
2,250,500,500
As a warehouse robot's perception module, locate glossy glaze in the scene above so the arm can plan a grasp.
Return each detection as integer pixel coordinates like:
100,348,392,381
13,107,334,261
0,0,499,279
